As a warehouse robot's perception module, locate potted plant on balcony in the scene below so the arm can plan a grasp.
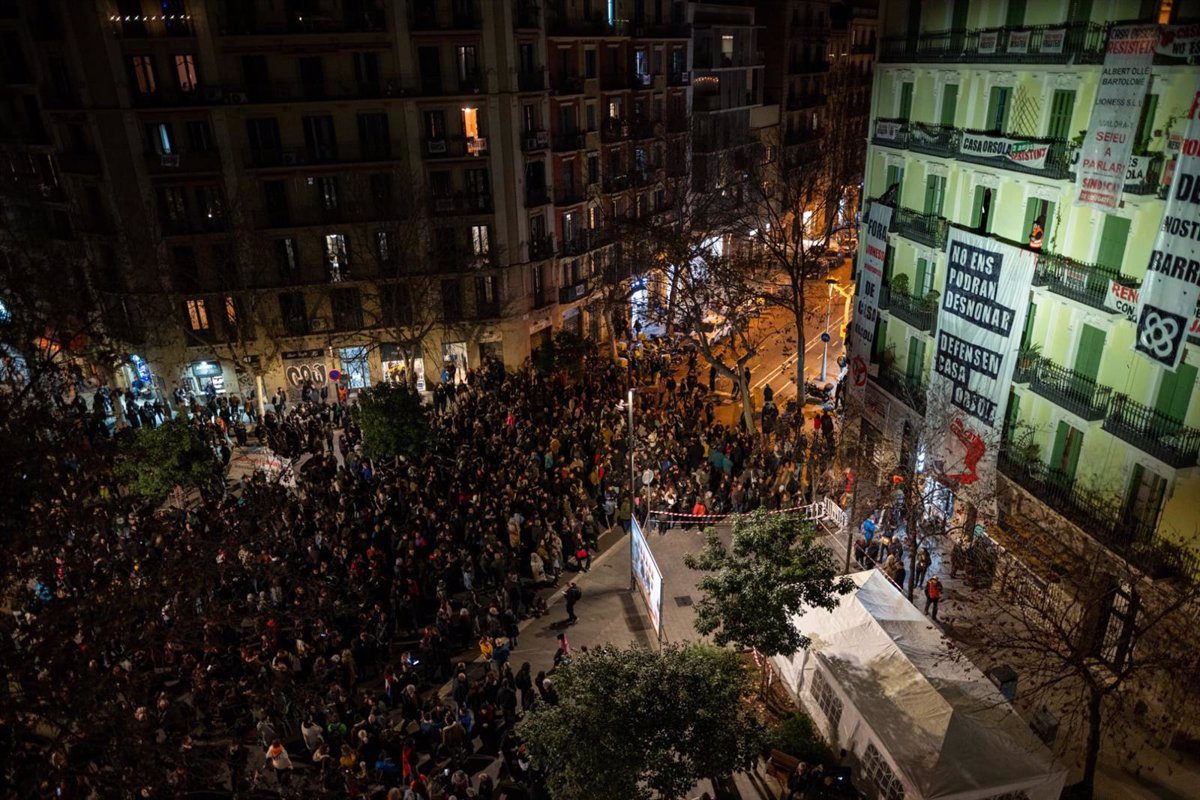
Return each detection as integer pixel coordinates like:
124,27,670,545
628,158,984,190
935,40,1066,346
890,273,910,299
921,290,940,312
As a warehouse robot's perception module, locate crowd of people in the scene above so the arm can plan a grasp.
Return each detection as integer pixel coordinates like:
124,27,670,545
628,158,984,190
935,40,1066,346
5,333,863,798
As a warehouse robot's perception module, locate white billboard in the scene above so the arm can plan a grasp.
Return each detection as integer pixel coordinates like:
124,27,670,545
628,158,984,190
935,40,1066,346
630,517,664,636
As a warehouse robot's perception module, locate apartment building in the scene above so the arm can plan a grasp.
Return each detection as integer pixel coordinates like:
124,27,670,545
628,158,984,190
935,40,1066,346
860,0,1200,578
0,0,764,399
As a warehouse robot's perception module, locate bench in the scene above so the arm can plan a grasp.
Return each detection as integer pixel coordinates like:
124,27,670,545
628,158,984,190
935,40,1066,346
765,748,800,785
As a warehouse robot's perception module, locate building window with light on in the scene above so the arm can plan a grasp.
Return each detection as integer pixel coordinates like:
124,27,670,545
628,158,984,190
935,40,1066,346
471,225,490,258
174,54,198,92
129,55,157,95
185,298,210,331
721,35,734,66
325,233,348,281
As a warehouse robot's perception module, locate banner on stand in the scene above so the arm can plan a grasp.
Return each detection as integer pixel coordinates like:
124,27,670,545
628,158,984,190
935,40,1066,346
847,202,893,400
926,229,1037,491
1074,24,1157,211
1134,92,1200,370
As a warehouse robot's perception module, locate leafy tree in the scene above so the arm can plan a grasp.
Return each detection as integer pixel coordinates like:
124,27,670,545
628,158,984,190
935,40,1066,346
520,644,763,800
351,381,431,461
114,419,218,501
684,510,853,657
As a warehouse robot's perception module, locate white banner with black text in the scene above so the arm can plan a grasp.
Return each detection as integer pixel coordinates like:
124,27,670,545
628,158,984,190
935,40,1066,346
848,202,893,399
1074,24,1157,212
1134,91,1200,370
926,229,1037,490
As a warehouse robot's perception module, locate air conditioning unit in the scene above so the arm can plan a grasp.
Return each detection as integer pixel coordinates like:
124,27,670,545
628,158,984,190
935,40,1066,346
467,136,487,155
535,130,549,146
227,91,249,104
426,139,447,154
160,154,180,167
309,317,328,332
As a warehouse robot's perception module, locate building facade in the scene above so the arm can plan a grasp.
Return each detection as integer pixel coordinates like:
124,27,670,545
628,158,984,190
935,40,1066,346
861,0,1200,573
0,0,766,401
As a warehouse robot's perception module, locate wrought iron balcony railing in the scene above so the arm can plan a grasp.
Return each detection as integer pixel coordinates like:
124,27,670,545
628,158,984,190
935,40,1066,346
1103,394,1200,469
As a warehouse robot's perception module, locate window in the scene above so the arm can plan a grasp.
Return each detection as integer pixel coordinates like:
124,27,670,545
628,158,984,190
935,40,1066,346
808,668,843,730
923,174,945,216
129,55,157,94
357,112,391,159
424,110,446,140
382,283,413,327
185,298,210,331
148,122,174,154
721,35,734,65
586,103,597,132
325,233,348,280
898,81,913,121
585,49,597,78
186,120,214,152
158,186,188,225
223,295,238,330
330,287,363,330
174,54,198,92
462,106,479,139
353,51,379,89
471,224,490,256
986,85,1012,132
370,173,394,208
275,238,298,275
171,246,197,288
195,185,224,225
1097,583,1139,671
278,292,308,336
316,176,339,210
302,115,337,161
376,230,393,263
441,279,462,320
455,45,478,82
246,117,281,157
862,743,905,800
1050,420,1083,483
1046,89,1076,141
587,153,600,184
263,180,289,224
1096,213,1131,271
475,274,497,313
523,103,537,133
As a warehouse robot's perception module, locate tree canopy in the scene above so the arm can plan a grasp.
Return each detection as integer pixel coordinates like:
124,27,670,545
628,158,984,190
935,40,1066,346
519,643,763,800
351,381,431,461
684,510,853,656
114,418,219,502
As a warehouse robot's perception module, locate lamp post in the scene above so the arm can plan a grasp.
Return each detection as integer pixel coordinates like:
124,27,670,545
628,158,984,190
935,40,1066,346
821,276,837,382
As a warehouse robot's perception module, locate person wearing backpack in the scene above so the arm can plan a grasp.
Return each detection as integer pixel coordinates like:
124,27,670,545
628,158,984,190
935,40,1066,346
563,581,582,624
924,576,943,620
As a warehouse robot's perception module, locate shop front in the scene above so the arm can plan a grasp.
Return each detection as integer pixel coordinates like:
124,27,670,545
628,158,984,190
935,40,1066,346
478,333,503,365
562,306,582,336
530,317,552,353
187,358,225,396
338,346,371,390
280,349,329,400
380,343,426,390
442,341,469,384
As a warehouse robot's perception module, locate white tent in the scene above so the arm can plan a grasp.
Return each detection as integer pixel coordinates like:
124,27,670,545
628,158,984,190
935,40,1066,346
771,571,1067,800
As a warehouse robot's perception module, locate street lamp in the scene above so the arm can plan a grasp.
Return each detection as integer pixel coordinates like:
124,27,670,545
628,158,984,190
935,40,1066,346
821,276,837,382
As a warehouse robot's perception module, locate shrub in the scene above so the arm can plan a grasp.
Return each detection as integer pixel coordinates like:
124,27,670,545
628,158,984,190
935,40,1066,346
766,710,835,765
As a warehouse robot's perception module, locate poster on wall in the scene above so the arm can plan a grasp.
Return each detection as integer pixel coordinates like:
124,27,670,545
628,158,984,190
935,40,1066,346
281,349,328,392
926,228,1037,491
847,202,893,400
630,517,663,637
1073,24,1157,211
1133,92,1200,370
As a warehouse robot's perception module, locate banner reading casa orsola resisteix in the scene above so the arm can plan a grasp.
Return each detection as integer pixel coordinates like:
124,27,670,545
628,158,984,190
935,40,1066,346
1074,24,1157,212
926,228,1037,491
1134,91,1200,370
847,202,893,399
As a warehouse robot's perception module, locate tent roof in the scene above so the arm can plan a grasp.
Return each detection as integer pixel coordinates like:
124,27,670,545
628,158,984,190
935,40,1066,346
799,571,1065,799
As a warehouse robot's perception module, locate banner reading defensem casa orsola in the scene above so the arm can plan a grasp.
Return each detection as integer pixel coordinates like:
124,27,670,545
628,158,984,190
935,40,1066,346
1074,24,1157,212
1134,91,1200,370
926,229,1037,489
847,202,893,398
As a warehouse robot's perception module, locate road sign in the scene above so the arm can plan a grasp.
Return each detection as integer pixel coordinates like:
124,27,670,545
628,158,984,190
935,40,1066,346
821,332,831,342
328,369,342,382
852,355,868,387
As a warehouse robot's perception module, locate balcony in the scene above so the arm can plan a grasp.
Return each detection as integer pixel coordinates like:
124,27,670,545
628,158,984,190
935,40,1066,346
1122,153,1163,196
518,70,547,91
996,451,1191,580
422,137,489,160
551,74,584,95
958,128,1071,179
521,130,550,151
548,19,629,37
667,71,690,87
146,150,222,175
784,129,820,147
600,71,629,91
108,13,196,37
870,116,908,147
907,123,958,158
420,72,484,96
1033,251,1129,312
219,10,386,35
254,203,397,230
871,364,926,414
554,187,586,206
1012,348,1039,384
869,119,1072,180
411,8,480,31
559,279,591,304
1027,359,1113,421
603,174,631,193
526,186,550,207
551,132,585,152
515,3,541,29
56,150,102,175
429,193,493,216
891,206,948,249
529,235,555,261
879,21,1107,65
786,93,826,111
1104,394,1200,469
246,142,401,168
600,119,631,142
886,289,936,333
559,229,607,256
221,78,406,105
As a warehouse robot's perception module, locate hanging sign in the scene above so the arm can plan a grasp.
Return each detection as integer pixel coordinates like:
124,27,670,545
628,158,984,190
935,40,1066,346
874,120,903,141
1074,24,1158,212
1156,23,1200,58
1133,92,1200,370
926,228,1037,489
1041,28,1066,54
978,30,999,54
847,202,893,400
960,132,1050,169
1007,29,1030,54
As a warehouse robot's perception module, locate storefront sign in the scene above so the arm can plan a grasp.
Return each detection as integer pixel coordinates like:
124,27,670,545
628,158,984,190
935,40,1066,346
848,202,893,400
927,228,1037,489
874,120,903,141
960,132,1050,169
1007,29,1030,54
1134,91,1200,369
190,360,222,378
978,30,999,54
1157,23,1200,58
1042,28,1066,54
1074,24,1157,212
